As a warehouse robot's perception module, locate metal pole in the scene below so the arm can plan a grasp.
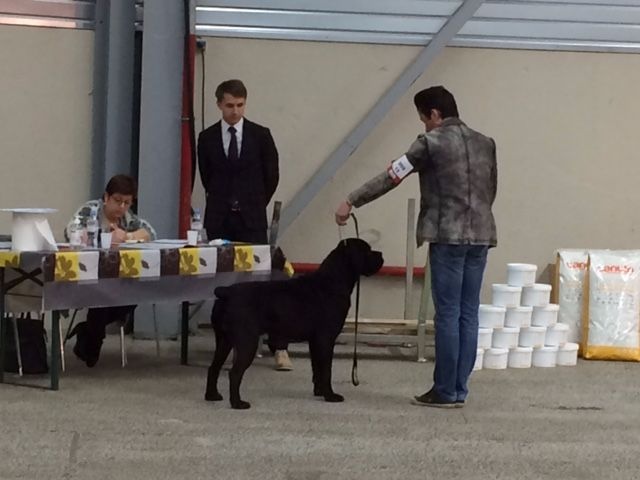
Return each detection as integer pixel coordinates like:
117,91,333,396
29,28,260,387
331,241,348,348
181,301,189,365
404,198,416,320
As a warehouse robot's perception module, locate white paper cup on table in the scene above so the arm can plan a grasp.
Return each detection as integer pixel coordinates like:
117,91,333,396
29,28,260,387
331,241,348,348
100,232,113,249
187,230,199,246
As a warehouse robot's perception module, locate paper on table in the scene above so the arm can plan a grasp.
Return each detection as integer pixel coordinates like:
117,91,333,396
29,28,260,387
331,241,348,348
35,218,58,251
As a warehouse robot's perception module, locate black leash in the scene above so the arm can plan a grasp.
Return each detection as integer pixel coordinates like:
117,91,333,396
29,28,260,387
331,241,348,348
349,213,360,387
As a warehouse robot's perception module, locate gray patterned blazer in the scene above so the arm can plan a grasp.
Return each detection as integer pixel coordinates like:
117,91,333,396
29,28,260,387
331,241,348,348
348,117,497,247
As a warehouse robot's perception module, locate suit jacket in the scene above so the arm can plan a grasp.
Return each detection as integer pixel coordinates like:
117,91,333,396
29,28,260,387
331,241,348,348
198,118,279,233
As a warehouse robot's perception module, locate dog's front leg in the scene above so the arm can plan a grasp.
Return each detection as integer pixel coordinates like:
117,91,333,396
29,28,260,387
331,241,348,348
310,337,344,403
228,340,258,409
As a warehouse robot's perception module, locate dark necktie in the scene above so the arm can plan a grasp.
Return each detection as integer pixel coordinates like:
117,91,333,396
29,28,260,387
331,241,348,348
228,126,238,162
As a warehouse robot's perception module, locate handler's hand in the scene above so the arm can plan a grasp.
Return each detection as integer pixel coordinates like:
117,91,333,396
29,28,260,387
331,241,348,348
334,200,352,226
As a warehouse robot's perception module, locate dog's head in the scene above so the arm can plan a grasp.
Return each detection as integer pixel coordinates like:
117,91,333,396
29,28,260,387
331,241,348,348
336,238,384,277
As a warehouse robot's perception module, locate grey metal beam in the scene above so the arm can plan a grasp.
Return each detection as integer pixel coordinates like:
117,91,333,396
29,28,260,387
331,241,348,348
137,1,185,238
90,0,136,198
278,0,485,234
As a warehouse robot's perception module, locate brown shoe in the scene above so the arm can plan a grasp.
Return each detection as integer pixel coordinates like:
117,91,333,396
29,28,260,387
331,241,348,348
274,350,293,371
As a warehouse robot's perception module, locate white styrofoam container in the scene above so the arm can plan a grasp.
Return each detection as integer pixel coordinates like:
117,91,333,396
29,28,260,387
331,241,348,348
483,347,509,369
478,327,493,349
507,263,537,287
473,348,484,371
532,346,559,367
508,346,533,368
479,304,506,328
492,284,522,308
505,306,533,328
492,327,520,349
521,283,552,307
519,326,547,348
531,304,560,327
545,323,570,347
557,342,579,366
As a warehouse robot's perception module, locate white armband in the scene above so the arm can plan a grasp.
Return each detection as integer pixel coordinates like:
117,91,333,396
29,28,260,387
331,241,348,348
387,155,413,184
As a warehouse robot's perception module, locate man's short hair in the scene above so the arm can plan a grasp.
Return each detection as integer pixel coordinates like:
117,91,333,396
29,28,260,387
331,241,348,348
215,79,247,102
105,174,137,197
413,86,459,119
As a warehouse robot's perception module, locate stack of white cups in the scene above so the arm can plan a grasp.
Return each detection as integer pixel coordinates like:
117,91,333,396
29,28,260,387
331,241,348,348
474,263,579,372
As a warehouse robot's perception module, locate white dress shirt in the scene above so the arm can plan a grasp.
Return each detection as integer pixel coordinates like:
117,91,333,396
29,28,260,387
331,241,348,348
221,117,244,157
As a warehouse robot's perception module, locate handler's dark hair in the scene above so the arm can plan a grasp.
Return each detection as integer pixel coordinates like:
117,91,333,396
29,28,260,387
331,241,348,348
413,86,459,119
105,174,138,198
215,79,248,102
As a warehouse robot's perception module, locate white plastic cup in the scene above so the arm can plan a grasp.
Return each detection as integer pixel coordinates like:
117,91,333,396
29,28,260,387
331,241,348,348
532,346,558,367
557,342,579,366
491,284,522,307
521,283,552,307
478,327,493,349
100,232,113,249
187,230,199,246
492,327,520,349
507,263,537,287
531,304,559,327
483,348,509,369
508,347,533,368
505,306,533,328
545,323,570,347
479,304,506,328
519,326,547,348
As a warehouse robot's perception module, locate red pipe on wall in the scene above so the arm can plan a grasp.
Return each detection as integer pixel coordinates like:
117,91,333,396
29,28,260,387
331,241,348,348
179,34,196,239
291,262,425,277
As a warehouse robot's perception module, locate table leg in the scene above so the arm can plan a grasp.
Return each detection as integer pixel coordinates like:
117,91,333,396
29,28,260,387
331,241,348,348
181,301,189,365
50,310,60,390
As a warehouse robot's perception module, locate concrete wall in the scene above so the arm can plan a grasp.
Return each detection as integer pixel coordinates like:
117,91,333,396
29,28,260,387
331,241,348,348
193,38,640,318
0,25,94,238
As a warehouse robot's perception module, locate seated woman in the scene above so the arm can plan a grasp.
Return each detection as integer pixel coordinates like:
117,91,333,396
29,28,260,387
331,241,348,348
65,174,156,367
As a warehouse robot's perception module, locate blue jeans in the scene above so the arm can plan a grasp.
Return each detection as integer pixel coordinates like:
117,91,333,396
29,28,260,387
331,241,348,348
429,243,489,402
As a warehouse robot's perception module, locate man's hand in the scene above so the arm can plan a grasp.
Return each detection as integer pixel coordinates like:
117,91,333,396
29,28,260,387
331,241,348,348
110,224,128,244
334,200,352,226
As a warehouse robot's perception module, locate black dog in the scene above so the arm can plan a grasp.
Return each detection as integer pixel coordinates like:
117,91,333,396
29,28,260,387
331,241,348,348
205,238,383,409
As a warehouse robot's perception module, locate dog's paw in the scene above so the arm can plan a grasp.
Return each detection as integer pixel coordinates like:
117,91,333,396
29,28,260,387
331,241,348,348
230,400,251,410
323,392,344,403
205,391,223,402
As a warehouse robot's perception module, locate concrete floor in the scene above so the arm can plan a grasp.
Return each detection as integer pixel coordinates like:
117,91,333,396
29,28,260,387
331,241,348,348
1,334,640,480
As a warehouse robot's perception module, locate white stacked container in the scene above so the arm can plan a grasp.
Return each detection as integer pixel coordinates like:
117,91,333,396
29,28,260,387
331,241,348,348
532,346,559,367
492,327,520,349
508,347,533,368
504,306,533,328
531,304,559,327
557,343,579,366
478,328,493,349
545,323,570,347
507,263,537,287
492,284,522,307
473,348,484,371
483,348,509,369
479,305,506,328
519,326,547,348
521,283,552,307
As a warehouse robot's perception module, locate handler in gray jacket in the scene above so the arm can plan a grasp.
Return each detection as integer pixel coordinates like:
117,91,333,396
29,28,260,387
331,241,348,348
335,86,497,408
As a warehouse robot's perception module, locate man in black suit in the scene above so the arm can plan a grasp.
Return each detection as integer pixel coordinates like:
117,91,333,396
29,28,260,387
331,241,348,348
198,79,279,244
198,79,292,370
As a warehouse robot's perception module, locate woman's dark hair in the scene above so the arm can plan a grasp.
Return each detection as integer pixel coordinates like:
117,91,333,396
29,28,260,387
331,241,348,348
413,86,459,119
215,79,247,102
105,174,137,197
